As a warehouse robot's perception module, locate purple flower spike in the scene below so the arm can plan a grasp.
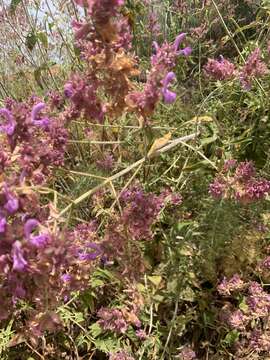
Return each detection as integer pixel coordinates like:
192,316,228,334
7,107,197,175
4,194,19,214
0,216,7,233
64,83,74,98
61,274,72,282
0,108,16,136
161,72,177,104
174,32,187,51
162,72,176,87
33,118,50,128
31,102,45,120
162,89,177,104
30,234,50,247
12,241,27,272
152,41,159,54
78,243,102,261
31,103,50,128
174,33,192,57
24,219,49,247
24,219,39,238
71,19,91,40
178,46,192,56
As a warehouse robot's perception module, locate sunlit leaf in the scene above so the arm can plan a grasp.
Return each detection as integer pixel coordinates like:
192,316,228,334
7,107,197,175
147,133,171,157
37,32,48,49
148,275,162,287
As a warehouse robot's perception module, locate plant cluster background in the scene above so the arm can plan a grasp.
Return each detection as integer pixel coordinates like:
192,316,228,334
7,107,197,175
0,0,270,359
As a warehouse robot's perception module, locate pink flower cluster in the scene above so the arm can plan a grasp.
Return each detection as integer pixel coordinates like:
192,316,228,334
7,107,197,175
0,100,68,183
109,351,135,360
250,330,270,353
204,56,235,81
98,307,129,334
75,0,124,25
97,306,141,334
0,0,184,349
0,184,100,328
240,48,268,90
64,74,105,123
204,48,269,89
217,273,270,356
100,185,182,278
209,160,270,204
217,273,245,296
177,346,197,360
64,0,135,123
126,33,191,119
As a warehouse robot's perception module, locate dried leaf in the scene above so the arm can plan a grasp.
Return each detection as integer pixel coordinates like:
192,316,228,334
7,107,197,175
191,115,213,123
147,133,171,157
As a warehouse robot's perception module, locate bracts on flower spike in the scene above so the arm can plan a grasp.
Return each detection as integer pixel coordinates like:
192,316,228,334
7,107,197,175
0,108,16,135
31,103,50,128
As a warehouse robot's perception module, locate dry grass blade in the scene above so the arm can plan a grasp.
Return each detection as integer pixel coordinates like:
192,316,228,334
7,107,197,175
58,132,199,218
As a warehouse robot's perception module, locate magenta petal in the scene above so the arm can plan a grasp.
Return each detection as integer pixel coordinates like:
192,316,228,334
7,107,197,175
12,241,27,272
0,122,16,136
78,243,102,261
13,284,26,299
72,20,91,40
0,108,16,135
0,216,7,233
161,72,177,104
64,83,74,98
174,32,186,51
162,72,176,88
24,219,49,247
4,196,19,214
31,103,50,127
32,118,50,128
24,219,39,239
30,234,50,247
31,103,45,121
61,274,72,282
71,19,81,30
162,89,177,104
178,46,192,56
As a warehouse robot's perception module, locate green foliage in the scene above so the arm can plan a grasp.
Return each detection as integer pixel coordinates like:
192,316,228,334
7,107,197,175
0,321,14,358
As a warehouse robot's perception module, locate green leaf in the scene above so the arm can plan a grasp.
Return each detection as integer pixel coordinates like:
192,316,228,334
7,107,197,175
239,298,249,313
89,323,103,338
94,337,120,353
90,278,105,288
33,62,48,89
26,32,37,51
37,32,48,49
10,0,22,14
34,66,46,89
183,160,213,171
167,278,178,293
148,275,162,287
201,135,218,146
58,307,84,326
176,221,192,232
223,330,239,346
0,320,14,355
179,286,196,302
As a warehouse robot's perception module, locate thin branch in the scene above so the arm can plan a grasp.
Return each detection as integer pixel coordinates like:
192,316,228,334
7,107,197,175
57,132,199,218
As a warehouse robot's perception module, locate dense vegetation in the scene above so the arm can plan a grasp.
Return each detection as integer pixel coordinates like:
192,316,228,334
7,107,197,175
0,0,270,359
